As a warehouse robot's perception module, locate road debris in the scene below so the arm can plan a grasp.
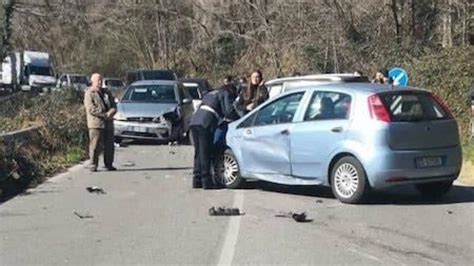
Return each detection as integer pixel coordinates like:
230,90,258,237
122,162,136,167
315,199,323,204
86,186,106,194
447,210,453,214
169,150,176,155
208,206,243,216
275,212,312,223
168,141,179,146
74,211,93,219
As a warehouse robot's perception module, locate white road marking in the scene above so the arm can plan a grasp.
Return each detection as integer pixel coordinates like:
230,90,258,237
217,190,245,266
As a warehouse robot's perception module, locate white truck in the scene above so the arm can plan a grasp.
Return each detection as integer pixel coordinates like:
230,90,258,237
1,51,57,93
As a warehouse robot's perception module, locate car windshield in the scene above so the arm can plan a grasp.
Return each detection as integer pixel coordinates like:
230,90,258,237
123,85,177,103
381,92,449,122
106,80,123,87
70,76,88,84
28,66,53,76
183,83,201,99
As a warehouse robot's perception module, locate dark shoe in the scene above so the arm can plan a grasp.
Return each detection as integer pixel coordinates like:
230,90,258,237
192,177,202,189
90,167,98,172
106,166,117,171
202,178,213,190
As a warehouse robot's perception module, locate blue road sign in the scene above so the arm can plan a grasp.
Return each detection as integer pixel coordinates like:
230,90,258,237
388,67,409,86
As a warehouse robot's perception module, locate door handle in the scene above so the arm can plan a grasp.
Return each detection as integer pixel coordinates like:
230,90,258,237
280,129,290,135
331,127,343,133
244,129,253,136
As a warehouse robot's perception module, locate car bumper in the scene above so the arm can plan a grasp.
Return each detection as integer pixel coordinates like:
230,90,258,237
364,146,463,189
114,120,172,141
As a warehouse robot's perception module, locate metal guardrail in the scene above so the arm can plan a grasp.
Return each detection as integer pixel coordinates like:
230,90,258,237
0,126,41,152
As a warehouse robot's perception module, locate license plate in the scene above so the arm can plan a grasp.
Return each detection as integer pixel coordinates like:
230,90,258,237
130,126,147,133
415,157,443,168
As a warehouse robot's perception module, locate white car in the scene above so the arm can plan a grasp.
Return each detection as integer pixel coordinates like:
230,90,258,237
265,74,369,99
181,78,212,111
57,74,89,91
103,78,125,91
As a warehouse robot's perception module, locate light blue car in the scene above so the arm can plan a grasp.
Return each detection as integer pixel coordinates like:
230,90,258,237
219,83,462,203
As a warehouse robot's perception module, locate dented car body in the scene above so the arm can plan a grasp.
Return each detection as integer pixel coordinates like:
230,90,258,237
114,80,194,142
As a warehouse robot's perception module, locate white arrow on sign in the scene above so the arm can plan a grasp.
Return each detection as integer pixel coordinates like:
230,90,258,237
393,72,405,86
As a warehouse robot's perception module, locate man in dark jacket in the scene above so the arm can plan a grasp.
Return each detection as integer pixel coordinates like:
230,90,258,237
214,76,240,148
189,89,224,189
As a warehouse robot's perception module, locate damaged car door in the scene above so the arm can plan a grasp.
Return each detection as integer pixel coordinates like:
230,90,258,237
240,92,305,176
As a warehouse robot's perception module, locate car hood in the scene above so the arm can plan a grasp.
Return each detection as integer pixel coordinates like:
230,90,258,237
118,102,177,118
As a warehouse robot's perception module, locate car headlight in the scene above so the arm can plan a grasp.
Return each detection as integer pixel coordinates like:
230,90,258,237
114,112,126,121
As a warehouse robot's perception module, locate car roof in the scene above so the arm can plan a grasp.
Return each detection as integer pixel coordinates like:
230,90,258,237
129,80,179,86
181,78,207,82
265,73,369,86
287,82,428,94
103,77,121,80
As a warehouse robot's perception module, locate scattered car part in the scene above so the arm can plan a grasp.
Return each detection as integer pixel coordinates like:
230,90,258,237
74,211,93,219
86,186,106,194
208,206,243,216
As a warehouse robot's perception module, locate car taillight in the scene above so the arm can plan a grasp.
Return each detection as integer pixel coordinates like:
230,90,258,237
368,94,391,123
432,94,454,118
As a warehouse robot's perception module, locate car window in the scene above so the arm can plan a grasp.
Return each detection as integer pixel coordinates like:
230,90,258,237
304,91,352,121
183,83,202,99
253,92,304,127
123,85,177,103
268,84,283,98
381,93,449,122
70,76,88,84
105,80,124,87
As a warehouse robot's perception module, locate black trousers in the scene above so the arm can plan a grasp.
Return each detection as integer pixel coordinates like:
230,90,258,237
191,125,213,181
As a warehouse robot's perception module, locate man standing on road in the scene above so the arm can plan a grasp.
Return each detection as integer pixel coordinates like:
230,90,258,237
84,73,117,172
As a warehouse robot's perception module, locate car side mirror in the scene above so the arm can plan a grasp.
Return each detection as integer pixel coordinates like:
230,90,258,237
182,98,192,104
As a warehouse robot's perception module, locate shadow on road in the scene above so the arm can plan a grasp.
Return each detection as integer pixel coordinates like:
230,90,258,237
366,185,474,205
238,181,474,205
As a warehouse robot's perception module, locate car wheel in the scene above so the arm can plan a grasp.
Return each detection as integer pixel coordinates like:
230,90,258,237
215,149,245,189
415,181,453,198
330,156,370,204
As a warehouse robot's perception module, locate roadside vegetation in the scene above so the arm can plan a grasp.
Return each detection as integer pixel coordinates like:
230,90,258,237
0,90,88,200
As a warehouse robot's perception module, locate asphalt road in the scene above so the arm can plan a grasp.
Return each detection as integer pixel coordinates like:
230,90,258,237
1,144,473,265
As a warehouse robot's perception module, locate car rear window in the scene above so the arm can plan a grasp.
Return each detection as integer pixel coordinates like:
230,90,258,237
381,92,449,122
70,76,88,84
123,85,177,103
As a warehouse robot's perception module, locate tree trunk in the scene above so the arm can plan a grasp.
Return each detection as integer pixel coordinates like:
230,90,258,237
1,0,15,59
442,0,453,48
391,0,402,44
